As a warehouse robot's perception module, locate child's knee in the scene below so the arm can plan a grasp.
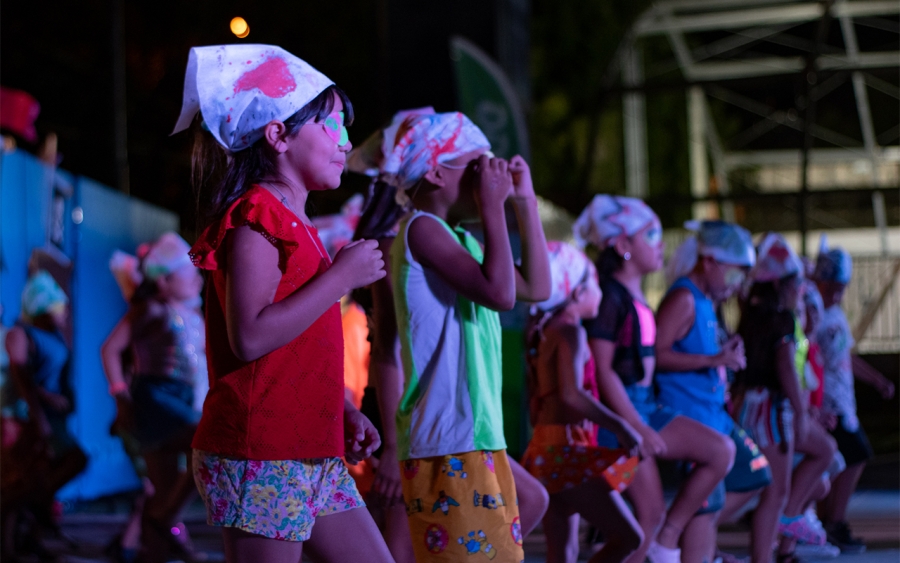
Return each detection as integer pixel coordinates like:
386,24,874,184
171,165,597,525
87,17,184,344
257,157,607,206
707,432,736,474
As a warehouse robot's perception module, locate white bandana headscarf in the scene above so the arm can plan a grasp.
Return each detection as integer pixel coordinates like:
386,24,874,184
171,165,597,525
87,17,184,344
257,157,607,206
347,107,436,177
534,241,595,312
110,232,194,299
142,232,194,281
381,112,491,192
572,195,658,250
751,233,802,282
665,220,756,285
171,44,334,151
813,235,852,284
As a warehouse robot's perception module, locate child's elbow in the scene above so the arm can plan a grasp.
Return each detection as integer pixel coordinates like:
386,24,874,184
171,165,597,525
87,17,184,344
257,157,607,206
489,291,516,312
229,332,263,363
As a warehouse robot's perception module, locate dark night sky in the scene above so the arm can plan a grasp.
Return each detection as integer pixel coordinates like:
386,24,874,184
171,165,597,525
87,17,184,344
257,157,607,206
1,0,498,231
2,1,897,233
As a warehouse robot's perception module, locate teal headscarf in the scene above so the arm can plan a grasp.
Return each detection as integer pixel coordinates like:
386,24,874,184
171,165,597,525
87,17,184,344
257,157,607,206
22,270,68,320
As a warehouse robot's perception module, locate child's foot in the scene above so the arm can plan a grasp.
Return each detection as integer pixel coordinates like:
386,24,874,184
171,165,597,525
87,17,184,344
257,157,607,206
825,521,866,554
778,513,826,545
646,541,681,563
794,541,841,559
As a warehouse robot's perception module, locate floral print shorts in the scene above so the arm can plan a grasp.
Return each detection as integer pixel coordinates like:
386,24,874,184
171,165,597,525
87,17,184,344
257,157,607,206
192,450,365,541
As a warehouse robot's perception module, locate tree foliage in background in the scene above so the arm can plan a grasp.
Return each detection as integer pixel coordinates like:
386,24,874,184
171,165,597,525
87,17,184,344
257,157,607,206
529,0,651,214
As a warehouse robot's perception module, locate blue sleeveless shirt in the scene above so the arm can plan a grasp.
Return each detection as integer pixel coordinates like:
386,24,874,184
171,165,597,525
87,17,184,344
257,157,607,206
655,277,732,434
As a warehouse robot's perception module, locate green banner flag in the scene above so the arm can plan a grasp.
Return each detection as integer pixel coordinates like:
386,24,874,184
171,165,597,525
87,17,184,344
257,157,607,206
450,36,529,161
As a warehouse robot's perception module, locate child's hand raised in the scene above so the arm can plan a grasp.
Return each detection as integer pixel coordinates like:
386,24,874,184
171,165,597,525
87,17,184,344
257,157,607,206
332,239,386,291
472,154,512,213
508,155,536,201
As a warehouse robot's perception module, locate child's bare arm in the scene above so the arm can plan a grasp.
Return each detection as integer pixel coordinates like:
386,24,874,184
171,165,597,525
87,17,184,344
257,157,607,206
369,239,405,503
101,313,133,395
590,337,667,457
226,226,385,362
775,340,809,440
5,328,52,435
852,354,895,399
656,289,747,372
410,156,516,310
508,156,551,303
554,327,641,455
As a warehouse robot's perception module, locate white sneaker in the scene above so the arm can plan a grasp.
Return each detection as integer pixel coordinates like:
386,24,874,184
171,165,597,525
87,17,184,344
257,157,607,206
801,507,827,540
646,541,682,563
795,542,841,558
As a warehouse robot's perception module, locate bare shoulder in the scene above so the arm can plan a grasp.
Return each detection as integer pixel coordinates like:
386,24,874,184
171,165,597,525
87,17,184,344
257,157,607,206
544,321,584,352
407,215,454,261
5,326,28,362
659,287,694,313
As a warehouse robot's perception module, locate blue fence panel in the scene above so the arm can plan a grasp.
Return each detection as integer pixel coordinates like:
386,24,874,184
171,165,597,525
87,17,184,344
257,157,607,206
0,150,54,325
61,176,179,500
1,149,180,501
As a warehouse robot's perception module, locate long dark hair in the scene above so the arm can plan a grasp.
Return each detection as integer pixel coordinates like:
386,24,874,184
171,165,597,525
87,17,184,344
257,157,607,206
349,180,407,315
352,180,406,241
595,246,624,280
737,276,798,385
191,85,354,227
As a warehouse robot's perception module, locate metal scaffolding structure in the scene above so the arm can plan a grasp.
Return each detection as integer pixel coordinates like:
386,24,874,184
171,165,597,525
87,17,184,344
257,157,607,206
617,0,899,255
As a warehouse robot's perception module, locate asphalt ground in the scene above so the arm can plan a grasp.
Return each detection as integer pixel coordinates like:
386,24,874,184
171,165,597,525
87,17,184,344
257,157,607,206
9,489,897,562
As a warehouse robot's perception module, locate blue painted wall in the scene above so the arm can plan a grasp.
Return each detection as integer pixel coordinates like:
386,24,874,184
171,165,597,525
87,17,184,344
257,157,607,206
1,149,179,500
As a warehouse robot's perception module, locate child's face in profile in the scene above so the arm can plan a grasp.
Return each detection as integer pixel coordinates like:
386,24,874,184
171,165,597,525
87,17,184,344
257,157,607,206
805,303,820,337
817,281,847,308
159,265,204,303
627,220,665,275
575,265,602,319
439,149,489,219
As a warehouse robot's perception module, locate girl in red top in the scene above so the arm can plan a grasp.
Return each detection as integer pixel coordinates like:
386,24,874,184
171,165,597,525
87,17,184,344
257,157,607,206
172,45,392,563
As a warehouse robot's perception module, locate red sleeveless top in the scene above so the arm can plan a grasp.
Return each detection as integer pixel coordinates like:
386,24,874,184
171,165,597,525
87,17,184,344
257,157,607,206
190,186,344,460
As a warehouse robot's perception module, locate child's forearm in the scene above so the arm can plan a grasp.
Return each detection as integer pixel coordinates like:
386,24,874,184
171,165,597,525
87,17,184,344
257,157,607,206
372,356,403,451
852,354,883,385
511,197,551,302
776,343,806,414
656,348,720,372
479,201,516,310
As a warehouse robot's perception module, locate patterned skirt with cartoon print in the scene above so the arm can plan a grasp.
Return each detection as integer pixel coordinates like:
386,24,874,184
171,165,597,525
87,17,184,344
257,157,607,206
400,450,524,562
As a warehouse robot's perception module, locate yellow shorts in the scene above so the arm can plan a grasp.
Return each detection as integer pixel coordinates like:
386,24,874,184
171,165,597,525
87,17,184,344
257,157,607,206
400,450,524,562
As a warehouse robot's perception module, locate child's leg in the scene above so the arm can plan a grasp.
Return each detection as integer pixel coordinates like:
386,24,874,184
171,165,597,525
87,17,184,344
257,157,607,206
656,417,735,555
719,490,757,525
680,512,718,563
542,500,579,563
750,443,791,563
623,457,667,563
776,423,835,556
142,449,181,563
383,503,415,563
222,527,304,563
822,461,864,524
510,457,550,537
784,422,835,518
555,483,643,563
305,506,394,563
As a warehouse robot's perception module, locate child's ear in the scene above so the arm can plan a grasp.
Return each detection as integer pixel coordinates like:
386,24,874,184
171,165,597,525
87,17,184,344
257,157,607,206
613,236,631,260
423,167,446,188
263,120,290,154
